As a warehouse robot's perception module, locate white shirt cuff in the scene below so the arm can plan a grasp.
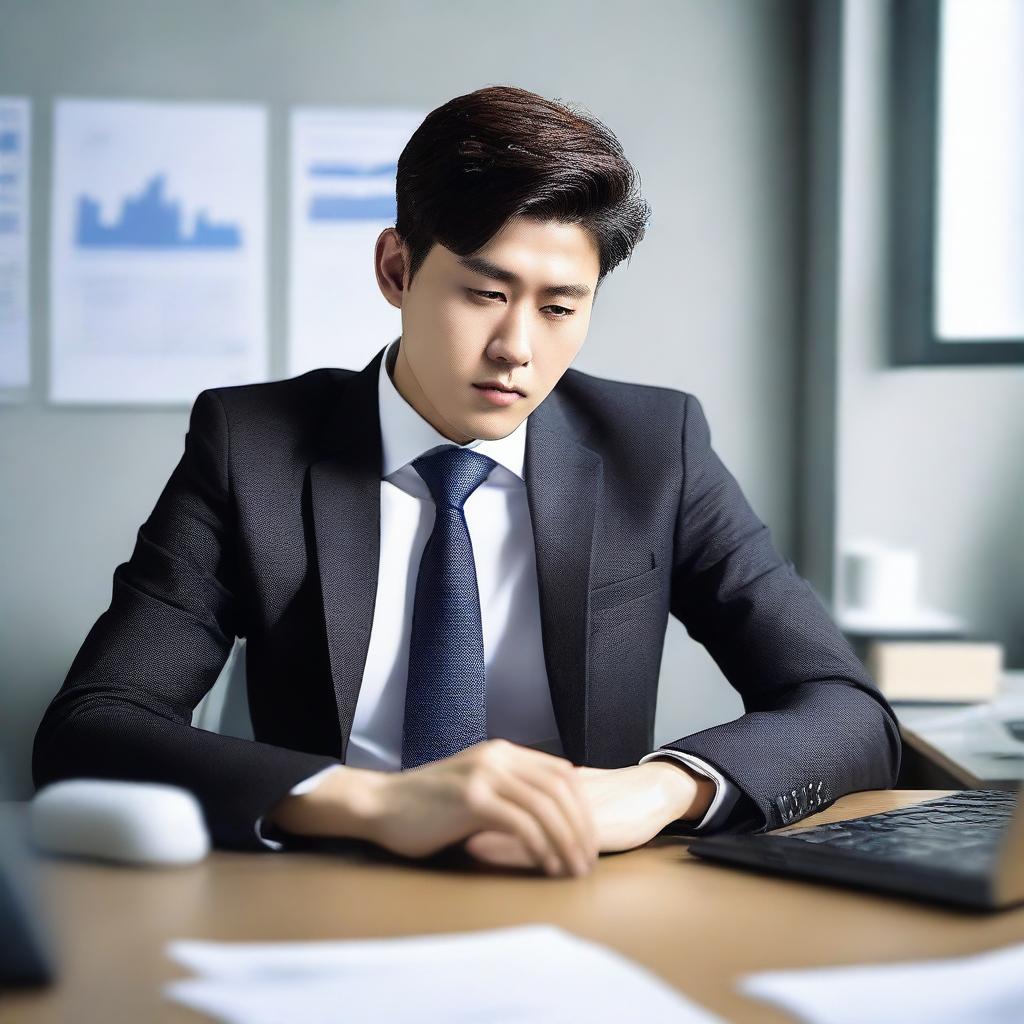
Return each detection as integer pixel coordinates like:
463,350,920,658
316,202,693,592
254,765,345,850
637,749,742,831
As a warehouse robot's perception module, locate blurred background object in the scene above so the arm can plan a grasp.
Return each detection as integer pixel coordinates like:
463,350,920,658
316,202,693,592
839,541,965,633
0,758,58,989
1,0,1021,800
29,779,211,866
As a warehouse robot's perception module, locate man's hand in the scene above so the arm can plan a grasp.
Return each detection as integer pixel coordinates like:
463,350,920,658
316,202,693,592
463,760,716,869
267,738,599,877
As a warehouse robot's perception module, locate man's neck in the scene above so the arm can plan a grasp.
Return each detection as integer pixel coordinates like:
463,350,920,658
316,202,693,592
389,338,475,445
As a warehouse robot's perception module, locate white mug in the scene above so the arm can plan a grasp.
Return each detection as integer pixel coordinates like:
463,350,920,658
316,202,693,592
843,542,921,615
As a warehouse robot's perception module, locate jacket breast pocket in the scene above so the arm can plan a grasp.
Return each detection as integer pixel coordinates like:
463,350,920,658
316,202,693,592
589,561,661,614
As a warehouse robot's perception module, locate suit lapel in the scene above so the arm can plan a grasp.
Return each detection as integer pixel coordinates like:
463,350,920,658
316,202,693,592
525,399,603,766
310,352,603,768
309,346,386,761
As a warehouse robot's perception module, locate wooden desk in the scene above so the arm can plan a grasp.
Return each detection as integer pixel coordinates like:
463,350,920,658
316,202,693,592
4,790,1024,1024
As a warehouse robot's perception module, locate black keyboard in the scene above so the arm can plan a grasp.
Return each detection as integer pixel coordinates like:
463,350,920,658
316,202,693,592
689,788,1023,909
779,790,1016,874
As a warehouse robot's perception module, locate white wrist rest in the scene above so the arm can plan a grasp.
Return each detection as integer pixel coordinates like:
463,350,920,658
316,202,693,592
30,779,210,866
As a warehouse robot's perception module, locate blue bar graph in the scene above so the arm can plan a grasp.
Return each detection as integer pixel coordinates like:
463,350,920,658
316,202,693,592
308,160,397,178
308,194,396,222
0,130,19,153
0,212,18,235
76,174,242,250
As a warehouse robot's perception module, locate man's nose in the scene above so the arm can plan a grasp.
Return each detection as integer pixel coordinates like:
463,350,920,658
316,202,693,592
490,304,533,367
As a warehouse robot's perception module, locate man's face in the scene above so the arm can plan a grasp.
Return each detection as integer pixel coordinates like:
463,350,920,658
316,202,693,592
385,216,601,443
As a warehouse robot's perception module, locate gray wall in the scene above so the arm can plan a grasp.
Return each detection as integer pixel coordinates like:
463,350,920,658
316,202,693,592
832,1,1024,665
0,0,809,797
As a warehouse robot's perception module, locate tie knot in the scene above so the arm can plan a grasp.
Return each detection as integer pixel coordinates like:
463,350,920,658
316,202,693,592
413,446,497,510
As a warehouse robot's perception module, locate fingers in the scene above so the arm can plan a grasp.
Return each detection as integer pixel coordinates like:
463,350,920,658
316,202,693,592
455,740,597,877
462,745,598,880
508,747,598,864
505,763,597,866
463,830,536,869
466,787,566,876
491,771,592,876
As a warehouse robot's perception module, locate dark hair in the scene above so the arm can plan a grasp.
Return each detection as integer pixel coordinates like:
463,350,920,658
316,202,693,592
395,85,651,291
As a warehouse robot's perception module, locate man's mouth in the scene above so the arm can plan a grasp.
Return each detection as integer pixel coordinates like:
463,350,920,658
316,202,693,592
473,379,525,396
472,381,526,406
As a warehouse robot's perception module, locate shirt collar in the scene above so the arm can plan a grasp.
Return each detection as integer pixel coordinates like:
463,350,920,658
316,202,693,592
377,338,528,481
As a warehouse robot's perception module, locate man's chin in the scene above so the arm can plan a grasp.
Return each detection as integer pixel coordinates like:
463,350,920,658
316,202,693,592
461,407,532,441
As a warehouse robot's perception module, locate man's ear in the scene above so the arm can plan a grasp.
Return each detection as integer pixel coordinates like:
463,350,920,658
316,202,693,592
374,227,410,309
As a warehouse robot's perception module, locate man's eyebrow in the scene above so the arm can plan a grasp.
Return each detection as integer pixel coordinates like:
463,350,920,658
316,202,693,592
456,255,592,299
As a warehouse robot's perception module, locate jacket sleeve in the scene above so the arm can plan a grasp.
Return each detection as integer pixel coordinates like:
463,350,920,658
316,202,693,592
654,392,902,834
31,388,343,851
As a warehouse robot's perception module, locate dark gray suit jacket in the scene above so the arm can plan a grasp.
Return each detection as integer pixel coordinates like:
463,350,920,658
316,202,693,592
32,344,902,850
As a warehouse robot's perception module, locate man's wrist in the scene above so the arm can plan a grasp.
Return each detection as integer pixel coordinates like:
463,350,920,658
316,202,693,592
265,765,387,841
638,759,716,823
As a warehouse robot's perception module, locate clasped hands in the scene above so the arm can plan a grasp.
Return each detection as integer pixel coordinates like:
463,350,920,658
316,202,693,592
272,738,716,878
463,749,716,875
362,739,716,878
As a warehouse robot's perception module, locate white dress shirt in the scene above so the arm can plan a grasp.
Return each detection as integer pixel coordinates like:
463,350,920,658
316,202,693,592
255,340,740,848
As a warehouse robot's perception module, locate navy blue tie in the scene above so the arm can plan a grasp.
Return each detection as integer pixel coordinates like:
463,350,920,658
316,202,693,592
401,445,497,771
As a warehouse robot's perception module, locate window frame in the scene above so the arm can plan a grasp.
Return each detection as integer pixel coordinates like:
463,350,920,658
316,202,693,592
890,0,1024,365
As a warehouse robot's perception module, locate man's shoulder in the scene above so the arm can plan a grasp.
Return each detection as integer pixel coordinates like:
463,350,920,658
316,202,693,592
556,364,690,402
200,366,355,427
204,366,354,409
192,366,361,460
548,365,691,435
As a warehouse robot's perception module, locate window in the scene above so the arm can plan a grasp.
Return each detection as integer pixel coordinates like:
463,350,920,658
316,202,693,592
890,0,1024,364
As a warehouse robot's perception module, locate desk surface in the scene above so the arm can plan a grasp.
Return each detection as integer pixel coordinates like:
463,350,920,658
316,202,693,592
5,790,1024,1024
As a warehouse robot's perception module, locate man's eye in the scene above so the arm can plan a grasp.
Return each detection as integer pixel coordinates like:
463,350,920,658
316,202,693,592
468,290,574,318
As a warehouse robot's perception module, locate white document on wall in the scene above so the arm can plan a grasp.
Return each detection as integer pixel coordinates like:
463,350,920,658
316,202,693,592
165,924,725,1024
0,97,31,397
49,98,267,404
288,107,424,378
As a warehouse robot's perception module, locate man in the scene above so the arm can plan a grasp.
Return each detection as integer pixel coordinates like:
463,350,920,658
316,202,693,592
32,85,901,879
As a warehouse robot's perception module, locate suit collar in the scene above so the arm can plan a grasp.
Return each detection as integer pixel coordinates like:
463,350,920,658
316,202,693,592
311,344,601,766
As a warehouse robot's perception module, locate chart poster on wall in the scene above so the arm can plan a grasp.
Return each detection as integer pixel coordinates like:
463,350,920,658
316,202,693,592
288,107,424,377
0,97,31,398
49,99,267,404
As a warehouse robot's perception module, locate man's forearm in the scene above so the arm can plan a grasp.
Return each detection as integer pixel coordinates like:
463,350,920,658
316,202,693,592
638,759,716,824
574,760,717,853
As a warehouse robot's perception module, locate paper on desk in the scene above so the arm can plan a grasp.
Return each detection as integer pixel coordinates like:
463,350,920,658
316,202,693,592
164,923,724,1024
740,940,1024,1024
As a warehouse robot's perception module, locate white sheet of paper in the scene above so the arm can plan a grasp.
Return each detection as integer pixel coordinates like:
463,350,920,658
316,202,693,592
0,96,31,396
740,940,1024,1024
49,98,268,404
287,107,423,378
165,923,724,1024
